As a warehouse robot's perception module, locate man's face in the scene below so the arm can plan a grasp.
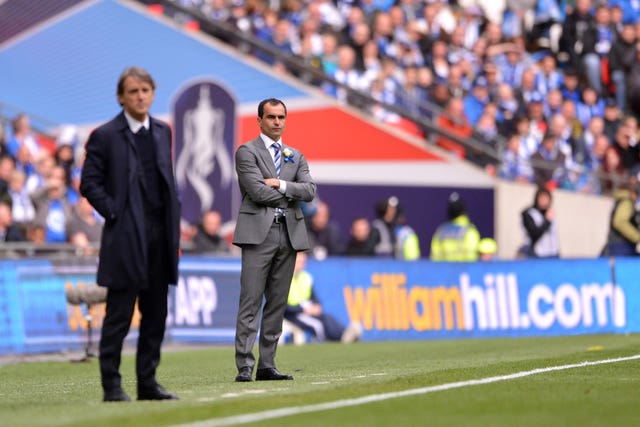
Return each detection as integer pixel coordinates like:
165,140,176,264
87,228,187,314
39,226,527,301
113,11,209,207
118,76,155,122
258,103,286,141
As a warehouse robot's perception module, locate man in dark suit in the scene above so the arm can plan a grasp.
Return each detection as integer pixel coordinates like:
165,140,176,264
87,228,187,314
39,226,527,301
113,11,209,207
233,98,316,382
80,67,181,402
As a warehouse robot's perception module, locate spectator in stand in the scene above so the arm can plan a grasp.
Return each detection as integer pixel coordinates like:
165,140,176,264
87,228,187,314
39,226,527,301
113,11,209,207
430,192,480,262
519,186,559,258
54,126,78,192
534,53,563,96
531,132,567,188
529,0,564,52
13,139,36,178
600,145,629,195
589,5,615,96
499,133,533,183
603,99,622,143
0,154,14,197
347,20,370,73
435,97,473,159
559,67,582,103
493,42,527,89
257,18,296,73
609,23,637,111
360,39,381,84
576,86,605,129
627,42,640,122
559,98,584,142
344,216,376,257
396,65,428,118
394,209,420,260
483,21,505,47
31,165,73,243
319,31,339,75
323,44,365,106
446,63,468,99
297,21,324,83
525,92,547,143
612,123,640,172
0,123,9,158
543,88,564,120
306,200,344,259
371,196,400,258
464,75,491,126
7,169,35,231
559,0,598,90
468,111,500,173
25,151,56,195
284,251,362,343
574,116,605,166
66,196,103,254
370,11,395,59
481,62,501,100
7,113,41,164
514,114,540,161
548,113,575,163
609,0,640,25
0,198,25,242
430,79,452,109
578,133,611,194
191,209,231,254
495,82,520,136
425,39,451,83
605,180,640,256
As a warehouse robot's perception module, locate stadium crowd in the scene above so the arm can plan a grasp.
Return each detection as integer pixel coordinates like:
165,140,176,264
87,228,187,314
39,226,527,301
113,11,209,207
169,0,640,195
4,0,640,260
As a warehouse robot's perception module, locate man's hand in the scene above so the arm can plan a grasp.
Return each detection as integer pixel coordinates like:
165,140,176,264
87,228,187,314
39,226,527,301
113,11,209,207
264,178,280,189
635,241,640,254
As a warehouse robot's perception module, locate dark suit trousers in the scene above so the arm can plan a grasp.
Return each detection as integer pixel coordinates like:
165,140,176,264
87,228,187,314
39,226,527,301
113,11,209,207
99,218,169,391
235,221,296,371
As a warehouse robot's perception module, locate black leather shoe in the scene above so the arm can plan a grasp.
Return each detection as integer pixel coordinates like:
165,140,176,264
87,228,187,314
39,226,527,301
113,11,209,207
235,367,253,382
103,388,131,402
137,384,179,401
255,368,293,381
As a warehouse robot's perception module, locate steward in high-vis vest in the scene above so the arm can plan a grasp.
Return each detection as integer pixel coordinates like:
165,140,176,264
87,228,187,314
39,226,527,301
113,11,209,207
284,252,362,343
430,192,480,261
606,183,640,256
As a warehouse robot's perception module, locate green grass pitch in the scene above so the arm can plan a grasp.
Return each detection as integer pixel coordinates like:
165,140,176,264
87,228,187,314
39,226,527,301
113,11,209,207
1,334,639,427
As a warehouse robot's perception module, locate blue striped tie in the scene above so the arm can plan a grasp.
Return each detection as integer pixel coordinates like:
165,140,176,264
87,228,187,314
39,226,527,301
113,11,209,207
272,143,281,178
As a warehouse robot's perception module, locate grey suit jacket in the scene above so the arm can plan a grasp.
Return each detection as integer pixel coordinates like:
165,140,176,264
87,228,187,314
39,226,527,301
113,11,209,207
232,137,316,250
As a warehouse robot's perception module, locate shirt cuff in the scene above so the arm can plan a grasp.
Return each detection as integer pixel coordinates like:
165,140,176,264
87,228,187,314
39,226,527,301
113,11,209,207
278,180,287,194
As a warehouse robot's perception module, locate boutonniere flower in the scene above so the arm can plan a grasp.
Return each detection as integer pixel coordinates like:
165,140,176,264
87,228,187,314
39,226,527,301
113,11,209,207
283,148,295,163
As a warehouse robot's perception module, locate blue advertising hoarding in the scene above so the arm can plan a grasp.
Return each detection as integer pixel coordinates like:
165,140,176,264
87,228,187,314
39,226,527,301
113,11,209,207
0,256,637,355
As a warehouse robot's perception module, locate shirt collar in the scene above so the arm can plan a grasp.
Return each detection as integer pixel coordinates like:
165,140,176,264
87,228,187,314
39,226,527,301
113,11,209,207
124,111,150,134
260,133,282,149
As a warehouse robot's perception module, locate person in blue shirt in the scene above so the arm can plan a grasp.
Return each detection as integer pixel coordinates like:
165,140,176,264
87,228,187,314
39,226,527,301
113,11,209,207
31,165,73,243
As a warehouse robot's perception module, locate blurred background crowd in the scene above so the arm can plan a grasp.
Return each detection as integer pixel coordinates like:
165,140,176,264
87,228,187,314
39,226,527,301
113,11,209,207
3,0,640,260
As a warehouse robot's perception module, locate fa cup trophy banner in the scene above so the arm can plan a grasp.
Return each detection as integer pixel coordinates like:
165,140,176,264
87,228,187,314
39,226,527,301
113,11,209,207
173,79,237,225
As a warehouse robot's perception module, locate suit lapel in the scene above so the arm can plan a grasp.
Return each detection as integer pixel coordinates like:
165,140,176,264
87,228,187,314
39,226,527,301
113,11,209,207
279,144,294,179
151,119,172,185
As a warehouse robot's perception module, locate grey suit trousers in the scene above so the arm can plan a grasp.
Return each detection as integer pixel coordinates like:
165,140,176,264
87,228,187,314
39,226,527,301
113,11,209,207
235,221,296,371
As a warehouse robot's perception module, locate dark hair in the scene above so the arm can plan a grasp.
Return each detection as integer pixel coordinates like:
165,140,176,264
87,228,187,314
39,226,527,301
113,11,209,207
258,98,287,118
116,67,156,98
533,186,551,208
447,192,466,220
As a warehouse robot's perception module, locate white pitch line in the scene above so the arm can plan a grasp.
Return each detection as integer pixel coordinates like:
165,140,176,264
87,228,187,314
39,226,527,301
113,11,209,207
171,354,640,427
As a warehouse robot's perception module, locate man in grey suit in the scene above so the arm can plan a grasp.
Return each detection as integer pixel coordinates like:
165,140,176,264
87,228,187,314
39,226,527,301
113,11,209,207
233,98,316,382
